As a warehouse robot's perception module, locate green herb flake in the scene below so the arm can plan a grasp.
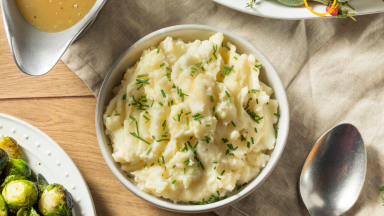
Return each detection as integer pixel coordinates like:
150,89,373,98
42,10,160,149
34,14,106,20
186,117,189,126
172,180,176,184
256,63,262,67
231,121,236,127
160,63,165,67
233,56,238,60
156,139,170,142
127,175,132,179
157,49,160,54
108,142,114,146
137,74,148,78
220,170,225,176
274,113,280,117
217,191,220,196
158,102,164,106
115,114,120,116
205,124,210,127
217,177,222,180
143,163,147,168
247,141,250,148
130,132,151,145
254,127,258,133
251,137,254,144
147,148,152,155
210,95,214,102
166,174,173,179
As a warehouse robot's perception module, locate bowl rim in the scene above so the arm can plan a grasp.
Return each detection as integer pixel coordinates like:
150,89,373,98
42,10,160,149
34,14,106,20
96,24,290,213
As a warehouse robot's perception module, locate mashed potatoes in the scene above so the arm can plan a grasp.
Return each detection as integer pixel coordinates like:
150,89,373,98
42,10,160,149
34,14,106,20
103,32,279,203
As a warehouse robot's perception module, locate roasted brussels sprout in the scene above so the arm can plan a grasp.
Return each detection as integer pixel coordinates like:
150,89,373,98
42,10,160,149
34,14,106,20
1,175,27,187
36,174,49,198
17,206,40,216
0,136,21,159
5,159,31,179
0,194,7,216
0,149,8,171
38,184,73,216
2,180,38,212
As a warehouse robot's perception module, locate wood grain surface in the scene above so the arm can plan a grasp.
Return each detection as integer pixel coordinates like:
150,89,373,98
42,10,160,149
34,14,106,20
0,8,216,216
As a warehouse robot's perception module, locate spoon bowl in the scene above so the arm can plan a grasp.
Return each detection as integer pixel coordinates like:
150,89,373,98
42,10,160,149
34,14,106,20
300,124,366,216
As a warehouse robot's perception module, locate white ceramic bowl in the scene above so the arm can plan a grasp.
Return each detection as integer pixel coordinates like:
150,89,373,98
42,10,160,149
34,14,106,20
96,25,290,213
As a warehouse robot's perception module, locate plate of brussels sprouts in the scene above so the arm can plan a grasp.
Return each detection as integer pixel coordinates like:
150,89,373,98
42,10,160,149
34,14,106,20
0,113,96,216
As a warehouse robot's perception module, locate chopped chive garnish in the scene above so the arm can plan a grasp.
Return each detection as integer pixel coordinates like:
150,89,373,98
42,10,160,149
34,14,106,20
172,165,176,169
215,112,218,120
254,127,258,133
162,120,166,130
251,137,254,144
127,175,132,179
171,100,174,105
190,67,197,70
206,124,210,127
214,166,216,170
247,141,250,148
129,115,136,121
192,168,198,173
225,91,230,97
217,177,222,180
217,191,220,196
275,131,278,138
186,117,189,126
184,168,186,174
229,153,234,156
200,162,205,171
152,135,156,139
172,180,176,184
161,90,166,98
201,67,205,71
220,170,225,176
256,63,262,67
231,121,236,127
136,121,140,136
251,89,260,93
187,142,197,156
256,99,259,104
180,68,183,71
162,135,167,137
158,102,164,106
166,67,171,71
162,156,165,164
156,139,170,142
186,111,191,115
166,174,173,179
130,132,151,145
222,138,228,143
274,113,280,117
253,67,258,72
194,141,198,148
213,107,215,112
164,166,167,171
160,63,165,67
137,84,143,90
237,185,242,191
143,115,150,123
196,62,202,67
210,95,214,102
136,79,150,85
157,49,160,54
115,114,120,116
123,94,127,100
233,56,238,60
143,163,147,168
137,74,148,78
151,100,154,107
108,142,114,146
172,117,176,121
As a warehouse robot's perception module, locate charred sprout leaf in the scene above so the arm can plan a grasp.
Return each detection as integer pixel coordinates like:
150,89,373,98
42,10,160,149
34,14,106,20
2,180,38,212
38,184,74,216
0,194,7,216
36,174,49,198
5,159,31,179
0,136,21,159
1,175,27,187
0,149,8,171
17,206,39,216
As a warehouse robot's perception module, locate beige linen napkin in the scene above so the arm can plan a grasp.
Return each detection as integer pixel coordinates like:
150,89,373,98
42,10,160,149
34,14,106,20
62,0,384,215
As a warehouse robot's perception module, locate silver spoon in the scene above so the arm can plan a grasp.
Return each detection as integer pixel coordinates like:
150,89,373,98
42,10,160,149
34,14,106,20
299,124,366,216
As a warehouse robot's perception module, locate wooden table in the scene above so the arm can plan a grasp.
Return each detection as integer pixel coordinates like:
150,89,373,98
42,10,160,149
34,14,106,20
0,11,216,216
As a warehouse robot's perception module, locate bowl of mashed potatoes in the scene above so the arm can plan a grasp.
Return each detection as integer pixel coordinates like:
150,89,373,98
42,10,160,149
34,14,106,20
96,25,289,213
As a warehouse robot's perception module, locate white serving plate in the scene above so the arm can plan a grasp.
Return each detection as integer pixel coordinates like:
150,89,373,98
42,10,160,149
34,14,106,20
213,0,384,19
0,113,96,216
